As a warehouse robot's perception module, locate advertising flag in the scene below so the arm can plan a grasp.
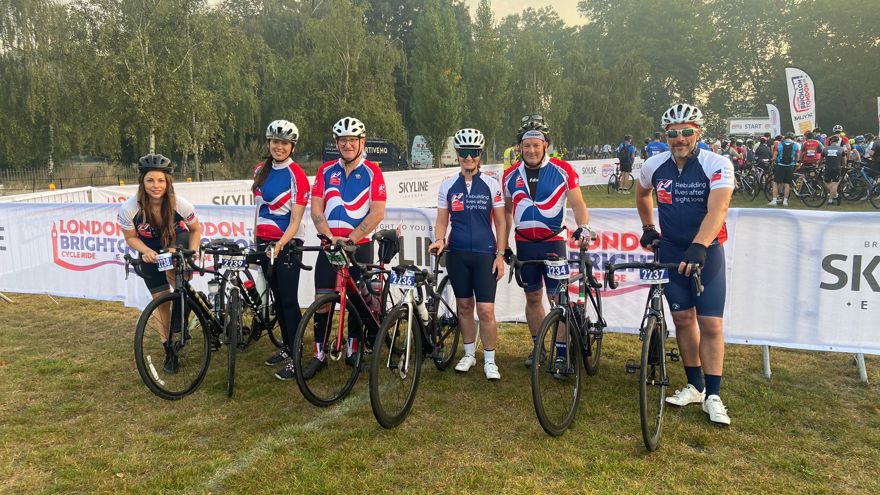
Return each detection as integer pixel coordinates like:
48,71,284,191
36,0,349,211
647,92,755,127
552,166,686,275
766,103,782,137
784,67,817,135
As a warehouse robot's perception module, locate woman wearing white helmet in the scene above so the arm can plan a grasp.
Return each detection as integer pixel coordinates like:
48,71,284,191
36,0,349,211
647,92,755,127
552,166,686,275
429,128,507,380
255,119,311,380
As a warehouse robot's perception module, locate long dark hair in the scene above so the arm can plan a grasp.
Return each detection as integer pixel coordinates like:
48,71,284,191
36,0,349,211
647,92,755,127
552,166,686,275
252,140,294,193
136,170,177,248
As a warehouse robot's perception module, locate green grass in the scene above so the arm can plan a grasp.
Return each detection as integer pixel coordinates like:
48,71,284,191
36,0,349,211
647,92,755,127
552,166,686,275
1,294,879,494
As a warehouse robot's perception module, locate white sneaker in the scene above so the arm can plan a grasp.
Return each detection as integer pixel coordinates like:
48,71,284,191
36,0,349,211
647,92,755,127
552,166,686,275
484,362,501,380
702,394,731,426
455,354,477,372
766,200,777,206
665,384,705,407
782,198,789,206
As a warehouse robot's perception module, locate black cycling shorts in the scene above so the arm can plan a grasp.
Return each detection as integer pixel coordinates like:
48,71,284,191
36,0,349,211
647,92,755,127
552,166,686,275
515,239,568,296
658,241,726,318
135,231,190,294
445,250,498,303
774,165,794,184
619,162,633,173
823,168,841,183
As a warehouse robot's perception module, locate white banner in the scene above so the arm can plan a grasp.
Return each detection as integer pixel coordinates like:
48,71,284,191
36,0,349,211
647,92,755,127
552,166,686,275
0,186,93,204
728,118,772,135
767,103,782,137
785,66,817,135
1,203,877,355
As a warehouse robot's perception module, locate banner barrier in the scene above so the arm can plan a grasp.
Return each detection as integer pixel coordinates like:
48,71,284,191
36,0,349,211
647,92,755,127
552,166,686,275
1,203,877,355
0,158,641,208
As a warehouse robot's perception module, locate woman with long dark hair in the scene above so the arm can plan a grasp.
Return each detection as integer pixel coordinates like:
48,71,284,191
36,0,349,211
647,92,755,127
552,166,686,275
119,153,202,373
254,120,311,380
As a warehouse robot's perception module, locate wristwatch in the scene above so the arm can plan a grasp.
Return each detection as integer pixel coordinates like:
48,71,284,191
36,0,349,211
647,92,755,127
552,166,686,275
495,250,504,257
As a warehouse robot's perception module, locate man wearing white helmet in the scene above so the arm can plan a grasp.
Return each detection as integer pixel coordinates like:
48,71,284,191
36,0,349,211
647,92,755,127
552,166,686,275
502,119,593,369
637,103,734,426
429,128,507,380
306,116,387,378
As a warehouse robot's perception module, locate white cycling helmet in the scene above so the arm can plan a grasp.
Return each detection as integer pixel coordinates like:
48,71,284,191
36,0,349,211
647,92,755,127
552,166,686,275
266,119,299,143
661,103,704,128
832,124,843,133
332,117,366,138
453,128,485,149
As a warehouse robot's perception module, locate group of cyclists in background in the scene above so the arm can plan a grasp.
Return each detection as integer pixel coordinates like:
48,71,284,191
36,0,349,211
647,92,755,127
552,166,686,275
121,103,745,433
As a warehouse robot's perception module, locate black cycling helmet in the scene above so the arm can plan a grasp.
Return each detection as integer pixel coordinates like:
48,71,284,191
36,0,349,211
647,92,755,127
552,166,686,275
518,120,551,143
785,132,795,139
138,153,173,173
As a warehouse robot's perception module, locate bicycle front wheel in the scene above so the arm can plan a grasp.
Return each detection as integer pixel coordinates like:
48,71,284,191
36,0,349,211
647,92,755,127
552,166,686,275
579,304,602,377
607,174,618,194
134,291,211,400
369,305,423,429
431,276,460,370
226,288,241,398
639,316,667,451
293,293,363,407
799,178,827,207
531,308,582,436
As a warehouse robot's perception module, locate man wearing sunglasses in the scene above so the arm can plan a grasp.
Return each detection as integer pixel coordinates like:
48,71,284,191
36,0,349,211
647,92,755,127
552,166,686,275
430,128,507,380
636,103,735,426
502,121,593,368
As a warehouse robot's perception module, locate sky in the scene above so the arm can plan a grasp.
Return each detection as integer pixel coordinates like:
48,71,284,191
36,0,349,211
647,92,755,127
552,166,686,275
463,0,585,26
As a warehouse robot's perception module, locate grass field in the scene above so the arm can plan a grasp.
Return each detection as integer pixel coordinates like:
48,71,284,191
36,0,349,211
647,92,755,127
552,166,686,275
1,189,878,494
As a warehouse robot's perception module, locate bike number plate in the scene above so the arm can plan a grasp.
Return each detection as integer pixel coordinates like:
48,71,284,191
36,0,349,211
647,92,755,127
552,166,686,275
544,260,570,280
325,250,347,266
220,256,247,271
639,268,669,284
390,270,416,289
156,252,174,272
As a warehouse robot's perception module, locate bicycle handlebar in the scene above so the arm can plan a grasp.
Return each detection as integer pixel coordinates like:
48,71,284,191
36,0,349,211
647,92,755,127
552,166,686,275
604,261,703,295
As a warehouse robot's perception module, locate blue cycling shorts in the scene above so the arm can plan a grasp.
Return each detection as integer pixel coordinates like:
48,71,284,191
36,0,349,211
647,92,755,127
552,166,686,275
514,240,567,296
445,250,498,303
658,241,726,318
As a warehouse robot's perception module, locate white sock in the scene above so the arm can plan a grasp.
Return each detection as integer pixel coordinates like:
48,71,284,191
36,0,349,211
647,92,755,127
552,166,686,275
484,349,495,365
463,341,476,357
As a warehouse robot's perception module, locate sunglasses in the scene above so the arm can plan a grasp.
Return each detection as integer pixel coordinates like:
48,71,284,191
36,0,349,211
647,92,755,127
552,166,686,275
521,114,544,123
666,128,698,138
457,148,482,159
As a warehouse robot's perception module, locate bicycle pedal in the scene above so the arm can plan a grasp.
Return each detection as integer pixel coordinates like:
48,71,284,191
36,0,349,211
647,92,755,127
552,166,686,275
667,348,680,362
625,359,639,374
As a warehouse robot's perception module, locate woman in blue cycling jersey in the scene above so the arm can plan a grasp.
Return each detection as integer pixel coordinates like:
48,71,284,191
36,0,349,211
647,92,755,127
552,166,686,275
254,120,311,381
429,128,507,381
119,154,202,373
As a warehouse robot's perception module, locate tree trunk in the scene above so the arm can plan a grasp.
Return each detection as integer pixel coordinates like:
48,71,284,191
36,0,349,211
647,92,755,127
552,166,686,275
48,123,55,179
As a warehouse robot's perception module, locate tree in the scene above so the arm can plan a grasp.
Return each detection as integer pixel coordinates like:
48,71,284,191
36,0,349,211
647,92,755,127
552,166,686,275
410,0,464,165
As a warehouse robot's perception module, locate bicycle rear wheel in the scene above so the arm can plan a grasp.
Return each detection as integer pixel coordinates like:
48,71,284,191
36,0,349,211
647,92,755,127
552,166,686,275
226,288,241,398
639,316,667,451
262,287,283,348
369,305,423,428
531,308,582,436
293,293,363,407
869,183,880,209
431,276,460,370
134,291,211,400
607,174,618,194
741,172,759,201
799,177,827,207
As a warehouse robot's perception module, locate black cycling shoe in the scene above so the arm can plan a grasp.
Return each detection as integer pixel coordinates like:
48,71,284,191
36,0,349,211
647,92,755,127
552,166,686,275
302,357,327,380
274,362,296,381
551,356,574,381
265,346,291,366
345,353,361,368
163,342,179,374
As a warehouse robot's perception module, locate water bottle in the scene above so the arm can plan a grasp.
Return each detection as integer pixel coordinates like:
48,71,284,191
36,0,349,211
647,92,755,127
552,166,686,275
242,279,261,307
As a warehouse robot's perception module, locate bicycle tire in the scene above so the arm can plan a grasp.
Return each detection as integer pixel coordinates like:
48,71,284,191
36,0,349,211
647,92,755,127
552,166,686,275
263,287,283,348
841,177,866,202
799,177,827,208
763,178,775,202
226,288,241,398
134,291,211,400
607,174,618,194
742,172,759,201
531,307,582,436
431,276,460,371
292,292,363,407
369,305,423,429
639,316,667,451
869,183,880,209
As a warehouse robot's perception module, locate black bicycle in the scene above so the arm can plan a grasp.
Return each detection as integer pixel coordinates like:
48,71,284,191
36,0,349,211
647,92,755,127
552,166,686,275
508,241,606,436
368,253,459,428
605,244,702,451
126,239,294,399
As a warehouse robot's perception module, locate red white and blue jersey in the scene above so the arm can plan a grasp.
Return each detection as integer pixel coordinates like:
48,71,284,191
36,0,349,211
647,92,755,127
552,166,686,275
311,158,387,244
638,149,735,248
438,172,504,254
502,157,579,242
253,158,310,241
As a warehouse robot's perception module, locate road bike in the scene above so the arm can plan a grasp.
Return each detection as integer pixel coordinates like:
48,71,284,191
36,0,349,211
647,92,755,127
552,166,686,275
607,163,634,194
368,253,460,428
508,242,606,436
